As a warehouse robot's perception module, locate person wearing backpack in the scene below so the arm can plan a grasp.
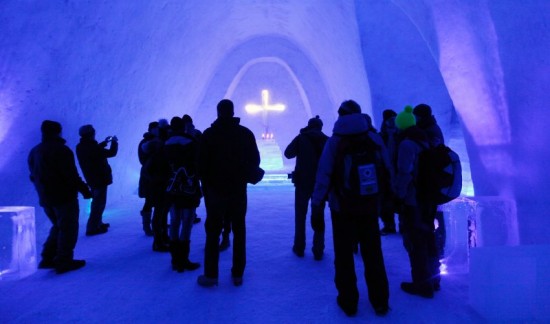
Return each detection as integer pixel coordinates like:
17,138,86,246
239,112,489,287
284,115,328,260
162,117,201,273
311,100,391,317
413,103,446,290
393,106,438,299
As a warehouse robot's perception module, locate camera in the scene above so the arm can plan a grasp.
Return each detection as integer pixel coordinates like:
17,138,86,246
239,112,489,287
106,136,113,142
287,172,294,179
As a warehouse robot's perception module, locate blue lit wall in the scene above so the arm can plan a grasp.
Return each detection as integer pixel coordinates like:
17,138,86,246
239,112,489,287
0,0,549,244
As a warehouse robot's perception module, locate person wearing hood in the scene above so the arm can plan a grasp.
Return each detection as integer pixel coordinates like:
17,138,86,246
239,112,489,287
311,100,390,317
284,115,328,260
197,99,260,288
76,124,118,236
393,105,438,299
28,120,92,274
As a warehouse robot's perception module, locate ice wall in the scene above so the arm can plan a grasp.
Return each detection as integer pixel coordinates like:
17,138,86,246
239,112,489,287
1,0,549,245
0,1,370,206
355,0,550,245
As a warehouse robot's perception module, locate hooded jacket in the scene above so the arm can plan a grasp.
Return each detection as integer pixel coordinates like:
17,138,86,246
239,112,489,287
311,114,391,212
28,135,90,206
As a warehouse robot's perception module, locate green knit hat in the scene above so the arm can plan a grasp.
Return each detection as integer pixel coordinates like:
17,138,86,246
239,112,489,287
395,105,416,130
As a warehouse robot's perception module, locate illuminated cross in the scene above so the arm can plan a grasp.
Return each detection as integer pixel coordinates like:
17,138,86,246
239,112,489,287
245,89,285,138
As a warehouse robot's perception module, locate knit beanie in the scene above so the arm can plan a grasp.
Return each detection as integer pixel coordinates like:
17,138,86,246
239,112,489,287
41,120,62,136
217,99,234,118
307,115,323,130
338,100,361,116
79,124,95,137
395,106,416,130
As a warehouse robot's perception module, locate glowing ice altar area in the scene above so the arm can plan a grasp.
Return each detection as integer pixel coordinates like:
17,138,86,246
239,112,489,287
1,1,549,322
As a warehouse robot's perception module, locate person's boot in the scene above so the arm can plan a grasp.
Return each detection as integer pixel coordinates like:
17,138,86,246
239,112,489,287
152,232,169,252
182,240,200,271
55,259,86,274
400,281,434,298
170,241,185,272
140,210,153,236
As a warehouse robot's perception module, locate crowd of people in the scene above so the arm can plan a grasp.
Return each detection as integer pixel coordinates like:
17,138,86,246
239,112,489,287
28,98,447,318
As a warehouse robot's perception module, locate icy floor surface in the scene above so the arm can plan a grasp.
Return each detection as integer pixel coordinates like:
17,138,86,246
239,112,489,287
0,184,482,323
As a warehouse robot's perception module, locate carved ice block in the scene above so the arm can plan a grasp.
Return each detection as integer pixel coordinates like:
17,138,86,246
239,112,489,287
0,206,37,280
439,197,478,274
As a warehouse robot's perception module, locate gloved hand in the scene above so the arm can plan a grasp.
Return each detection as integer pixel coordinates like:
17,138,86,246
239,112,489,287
310,203,325,232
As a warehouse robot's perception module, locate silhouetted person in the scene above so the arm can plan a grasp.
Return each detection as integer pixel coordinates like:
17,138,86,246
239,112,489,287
138,121,159,236
379,109,399,235
142,119,171,252
311,101,391,317
182,114,203,225
197,99,260,287
284,115,328,260
413,103,445,291
393,106,436,298
76,124,118,236
161,117,201,272
28,120,92,274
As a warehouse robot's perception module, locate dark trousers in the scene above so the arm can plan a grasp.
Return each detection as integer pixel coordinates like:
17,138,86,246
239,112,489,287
294,185,324,254
434,210,446,259
151,194,169,242
221,215,231,240
41,199,80,262
141,196,154,213
399,203,440,286
330,208,389,310
203,186,247,278
380,192,396,230
87,186,107,231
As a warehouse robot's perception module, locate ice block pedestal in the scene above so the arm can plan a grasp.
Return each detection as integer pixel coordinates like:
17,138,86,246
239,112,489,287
439,197,478,274
0,206,37,280
467,197,550,321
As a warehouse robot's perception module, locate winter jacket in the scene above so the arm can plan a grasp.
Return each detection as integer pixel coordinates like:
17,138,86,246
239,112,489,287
162,132,202,208
139,137,165,200
76,137,118,188
393,126,429,206
311,114,391,212
284,126,328,190
28,135,90,206
198,117,260,192
138,131,155,166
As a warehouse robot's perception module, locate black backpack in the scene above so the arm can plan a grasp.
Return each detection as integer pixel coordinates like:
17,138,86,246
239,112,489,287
333,132,387,212
415,143,462,205
166,165,197,197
